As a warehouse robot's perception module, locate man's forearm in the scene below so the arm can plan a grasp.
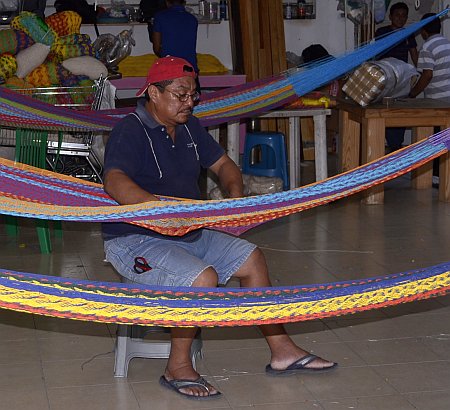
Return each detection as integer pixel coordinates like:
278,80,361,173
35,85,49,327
409,70,432,98
104,169,159,204
219,164,243,198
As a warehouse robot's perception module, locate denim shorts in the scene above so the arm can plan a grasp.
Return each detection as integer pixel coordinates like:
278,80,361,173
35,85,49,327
104,229,257,287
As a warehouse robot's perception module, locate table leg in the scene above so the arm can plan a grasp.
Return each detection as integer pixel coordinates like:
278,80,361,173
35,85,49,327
227,120,240,165
361,118,385,205
439,122,450,202
411,127,434,190
289,117,300,189
338,109,360,172
313,114,328,181
207,126,220,194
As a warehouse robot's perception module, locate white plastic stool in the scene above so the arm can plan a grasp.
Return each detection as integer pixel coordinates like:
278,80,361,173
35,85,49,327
114,324,203,377
113,275,203,377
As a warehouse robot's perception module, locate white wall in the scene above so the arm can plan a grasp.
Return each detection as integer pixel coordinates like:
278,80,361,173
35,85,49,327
46,1,356,70
284,0,355,58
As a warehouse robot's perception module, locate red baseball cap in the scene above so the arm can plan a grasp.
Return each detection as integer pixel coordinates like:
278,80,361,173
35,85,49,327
136,56,197,97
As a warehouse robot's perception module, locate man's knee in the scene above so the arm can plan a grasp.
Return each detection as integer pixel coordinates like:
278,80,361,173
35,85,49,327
192,267,218,287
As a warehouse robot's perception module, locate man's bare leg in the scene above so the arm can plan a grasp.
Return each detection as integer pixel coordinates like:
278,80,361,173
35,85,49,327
163,268,220,397
234,248,336,371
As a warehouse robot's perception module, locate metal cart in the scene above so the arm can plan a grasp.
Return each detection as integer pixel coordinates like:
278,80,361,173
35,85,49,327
1,76,109,183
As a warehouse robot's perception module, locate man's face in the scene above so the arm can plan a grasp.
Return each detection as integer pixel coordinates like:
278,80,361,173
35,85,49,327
390,8,408,29
151,76,197,126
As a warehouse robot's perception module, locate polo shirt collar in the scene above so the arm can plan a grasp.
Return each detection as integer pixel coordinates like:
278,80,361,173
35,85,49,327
135,98,160,129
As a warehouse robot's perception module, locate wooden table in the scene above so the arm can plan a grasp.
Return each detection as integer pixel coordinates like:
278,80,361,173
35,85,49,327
338,98,450,204
258,108,331,189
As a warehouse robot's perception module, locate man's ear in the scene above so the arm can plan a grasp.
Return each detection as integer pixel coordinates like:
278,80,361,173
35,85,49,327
148,85,161,103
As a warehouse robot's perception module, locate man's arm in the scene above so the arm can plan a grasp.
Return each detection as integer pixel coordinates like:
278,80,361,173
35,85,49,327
104,168,159,204
409,47,419,66
209,154,244,198
409,69,433,98
151,31,162,57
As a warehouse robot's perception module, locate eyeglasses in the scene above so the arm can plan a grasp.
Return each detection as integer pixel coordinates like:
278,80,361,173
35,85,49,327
165,89,200,103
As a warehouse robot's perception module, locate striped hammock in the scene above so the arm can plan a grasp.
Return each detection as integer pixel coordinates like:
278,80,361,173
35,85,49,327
1,128,449,236
0,262,448,327
0,12,446,131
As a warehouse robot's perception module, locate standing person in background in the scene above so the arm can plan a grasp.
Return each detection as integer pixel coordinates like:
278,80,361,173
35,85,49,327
375,2,418,65
375,2,418,152
152,0,200,92
139,0,166,44
409,13,450,102
408,13,450,186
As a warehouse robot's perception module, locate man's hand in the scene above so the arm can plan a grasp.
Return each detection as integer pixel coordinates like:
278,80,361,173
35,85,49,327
209,154,244,198
409,69,433,98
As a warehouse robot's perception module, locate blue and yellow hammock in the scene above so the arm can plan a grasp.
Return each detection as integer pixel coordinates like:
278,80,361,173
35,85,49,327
0,12,449,326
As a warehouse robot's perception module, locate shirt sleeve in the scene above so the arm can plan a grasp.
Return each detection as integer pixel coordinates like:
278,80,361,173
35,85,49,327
417,48,435,72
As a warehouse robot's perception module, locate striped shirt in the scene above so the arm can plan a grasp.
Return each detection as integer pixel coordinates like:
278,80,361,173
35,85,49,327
417,34,450,101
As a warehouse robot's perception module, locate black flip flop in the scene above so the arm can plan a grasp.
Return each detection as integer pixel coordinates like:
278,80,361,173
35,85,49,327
265,354,338,376
159,375,222,400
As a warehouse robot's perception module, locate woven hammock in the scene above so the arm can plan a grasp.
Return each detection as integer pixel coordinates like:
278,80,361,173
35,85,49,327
1,128,449,236
0,263,449,327
0,12,446,132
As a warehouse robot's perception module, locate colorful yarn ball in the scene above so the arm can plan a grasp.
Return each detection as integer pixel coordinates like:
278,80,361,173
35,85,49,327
46,11,82,37
25,61,58,87
0,54,18,80
13,29,35,53
51,34,94,62
0,30,17,54
11,12,56,46
0,29,34,55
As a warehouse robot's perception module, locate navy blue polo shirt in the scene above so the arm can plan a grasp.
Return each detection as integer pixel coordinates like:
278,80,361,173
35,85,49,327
375,26,417,63
153,5,199,72
102,99,224,238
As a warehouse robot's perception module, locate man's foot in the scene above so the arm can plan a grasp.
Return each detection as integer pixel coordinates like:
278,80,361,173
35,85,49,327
266,354,337,376
159,375,221,400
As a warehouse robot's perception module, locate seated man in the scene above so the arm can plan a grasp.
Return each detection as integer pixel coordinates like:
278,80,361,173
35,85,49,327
102,56,337,400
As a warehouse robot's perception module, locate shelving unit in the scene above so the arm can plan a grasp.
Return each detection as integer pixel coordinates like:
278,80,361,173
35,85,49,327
283,0,316,20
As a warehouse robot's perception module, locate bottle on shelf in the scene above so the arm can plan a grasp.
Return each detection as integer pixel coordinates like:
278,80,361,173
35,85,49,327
297,0,306,19
219,0,228,20
198,0,206,17
285,2,292,19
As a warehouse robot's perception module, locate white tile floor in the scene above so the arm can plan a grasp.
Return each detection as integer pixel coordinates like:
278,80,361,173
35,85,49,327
1,161,450,409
